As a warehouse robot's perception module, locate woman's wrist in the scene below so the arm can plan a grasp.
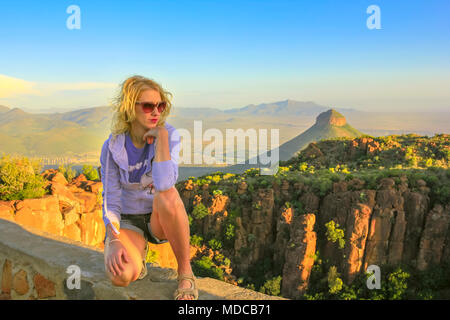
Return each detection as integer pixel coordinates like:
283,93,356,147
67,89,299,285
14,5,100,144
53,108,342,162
155,126,168,140
154,128,170,162
108,238,122,246
107,222,120,239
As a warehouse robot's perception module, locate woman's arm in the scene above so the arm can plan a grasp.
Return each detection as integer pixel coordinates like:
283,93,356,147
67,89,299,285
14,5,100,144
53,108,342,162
154,127,171,162
143,125,180,192
100,137,122,237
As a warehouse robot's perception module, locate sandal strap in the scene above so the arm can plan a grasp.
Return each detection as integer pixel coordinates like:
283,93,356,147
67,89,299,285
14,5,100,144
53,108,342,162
174,273,198,300
177,273,196,281
174,288,199,300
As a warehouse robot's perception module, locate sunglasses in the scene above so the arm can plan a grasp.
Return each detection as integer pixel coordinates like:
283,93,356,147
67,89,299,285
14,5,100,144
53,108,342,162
136,101,167,113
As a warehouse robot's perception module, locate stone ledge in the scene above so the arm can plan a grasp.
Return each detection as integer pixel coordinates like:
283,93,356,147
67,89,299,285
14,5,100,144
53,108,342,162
0,218,285,300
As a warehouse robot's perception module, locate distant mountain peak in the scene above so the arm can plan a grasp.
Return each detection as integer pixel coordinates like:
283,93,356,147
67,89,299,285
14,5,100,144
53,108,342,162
0,105,11,113
7,107,27,115
315,108,346,127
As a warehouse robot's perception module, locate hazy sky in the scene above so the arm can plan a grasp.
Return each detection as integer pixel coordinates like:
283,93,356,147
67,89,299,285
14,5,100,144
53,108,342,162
0,0,449,112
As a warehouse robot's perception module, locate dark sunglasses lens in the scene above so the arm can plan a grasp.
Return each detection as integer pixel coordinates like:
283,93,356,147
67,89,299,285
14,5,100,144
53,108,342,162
141,102,166,113
142,103,156,113
157,101,167,113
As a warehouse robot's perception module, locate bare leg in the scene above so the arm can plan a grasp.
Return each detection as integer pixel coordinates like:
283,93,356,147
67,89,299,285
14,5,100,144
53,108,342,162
104,228,147,286
151,187,195,299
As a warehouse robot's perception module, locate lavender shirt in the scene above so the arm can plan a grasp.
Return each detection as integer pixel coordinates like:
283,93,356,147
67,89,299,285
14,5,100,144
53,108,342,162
125,133,150,183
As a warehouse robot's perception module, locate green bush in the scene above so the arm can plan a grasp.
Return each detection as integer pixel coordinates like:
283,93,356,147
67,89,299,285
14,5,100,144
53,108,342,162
190,234,203,247
82,164,100,180
359,191,367,203
58,164,77,183
259,276,282,296
192,256,224,281
208,238,223,250
327,266,343,295
191,202,209,219
224,223,235,240
0,155,46,200
325,220,345,249
384,268,410,300
145,249,159,264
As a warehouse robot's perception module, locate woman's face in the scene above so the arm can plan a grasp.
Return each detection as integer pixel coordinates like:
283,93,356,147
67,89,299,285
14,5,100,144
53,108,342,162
132,89,163,130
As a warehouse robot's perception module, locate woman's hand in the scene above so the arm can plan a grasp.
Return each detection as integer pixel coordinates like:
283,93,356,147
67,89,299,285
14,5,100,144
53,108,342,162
143,126,168,144
106,239,130,277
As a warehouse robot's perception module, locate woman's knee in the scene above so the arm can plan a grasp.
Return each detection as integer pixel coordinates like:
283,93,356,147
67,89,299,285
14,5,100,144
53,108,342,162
106,264,137,287
110,275,131,287
104,246,142,286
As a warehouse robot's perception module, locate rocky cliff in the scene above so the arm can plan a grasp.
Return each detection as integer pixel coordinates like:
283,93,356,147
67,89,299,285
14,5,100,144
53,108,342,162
179,173,450,299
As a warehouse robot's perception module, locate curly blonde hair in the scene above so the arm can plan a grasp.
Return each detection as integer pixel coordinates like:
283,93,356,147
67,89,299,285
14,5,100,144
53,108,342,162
110,75,173,137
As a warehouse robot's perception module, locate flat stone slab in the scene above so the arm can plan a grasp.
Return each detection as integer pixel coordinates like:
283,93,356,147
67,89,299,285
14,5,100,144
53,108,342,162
0,218,286,300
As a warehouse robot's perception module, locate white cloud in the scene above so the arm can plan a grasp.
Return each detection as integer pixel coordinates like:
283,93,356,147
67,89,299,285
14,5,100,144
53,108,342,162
0,74,118,110
0,74,117,97
0,74,40,98
35,81,118,93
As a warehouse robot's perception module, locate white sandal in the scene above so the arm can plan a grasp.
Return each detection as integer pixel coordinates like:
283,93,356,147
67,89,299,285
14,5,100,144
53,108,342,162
173,273,199,300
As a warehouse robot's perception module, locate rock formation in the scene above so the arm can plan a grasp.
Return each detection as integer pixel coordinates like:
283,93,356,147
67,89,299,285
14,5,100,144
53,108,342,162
180,173,450,299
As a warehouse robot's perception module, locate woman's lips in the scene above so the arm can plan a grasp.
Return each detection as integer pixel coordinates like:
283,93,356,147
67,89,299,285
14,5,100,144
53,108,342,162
150,119,158,123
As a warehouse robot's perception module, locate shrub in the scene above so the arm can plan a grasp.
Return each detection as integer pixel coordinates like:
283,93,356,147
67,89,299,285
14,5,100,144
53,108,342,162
192,202,209,219
82,164,100,180
325,220,345,249
190,234,203,247
214,253,225,263
328,266,343,295
0,155,46,200
359,191,367,203
247,233,256,243
224,223,235,241
58,163,77,183
192,256,224,281
259,276,282,296
208,238,223,250
299,162,308,172
384,268,410,300
145,249,159,264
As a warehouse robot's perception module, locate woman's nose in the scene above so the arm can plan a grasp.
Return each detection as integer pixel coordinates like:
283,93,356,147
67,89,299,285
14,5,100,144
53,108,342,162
152,107,160,116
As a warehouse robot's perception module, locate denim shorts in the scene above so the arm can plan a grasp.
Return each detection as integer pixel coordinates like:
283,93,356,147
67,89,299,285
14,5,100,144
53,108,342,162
104,213,168,245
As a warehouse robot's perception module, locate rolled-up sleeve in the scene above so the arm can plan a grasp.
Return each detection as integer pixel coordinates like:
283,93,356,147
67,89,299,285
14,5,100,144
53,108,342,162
152,127,180,192
100,138,122,228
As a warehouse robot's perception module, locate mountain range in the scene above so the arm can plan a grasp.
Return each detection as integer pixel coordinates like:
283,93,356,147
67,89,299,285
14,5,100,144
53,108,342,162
179,108,363,179
0,100,448,162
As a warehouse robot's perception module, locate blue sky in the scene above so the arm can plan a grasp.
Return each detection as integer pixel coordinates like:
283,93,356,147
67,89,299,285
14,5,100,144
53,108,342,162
0,0,449,112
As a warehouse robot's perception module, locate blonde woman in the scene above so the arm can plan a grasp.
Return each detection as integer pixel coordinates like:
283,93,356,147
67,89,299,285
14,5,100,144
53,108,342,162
100,75,198,300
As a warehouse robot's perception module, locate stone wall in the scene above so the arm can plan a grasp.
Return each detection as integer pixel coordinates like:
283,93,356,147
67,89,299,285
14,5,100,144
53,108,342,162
0,219,284,300
0,169,179,269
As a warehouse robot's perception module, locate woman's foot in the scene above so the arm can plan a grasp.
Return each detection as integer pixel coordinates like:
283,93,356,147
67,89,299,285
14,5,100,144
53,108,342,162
174,273,198,300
